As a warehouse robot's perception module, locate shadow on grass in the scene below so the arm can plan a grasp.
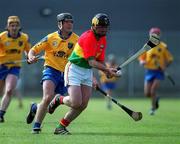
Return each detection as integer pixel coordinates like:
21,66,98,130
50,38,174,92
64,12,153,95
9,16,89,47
73,132,179,137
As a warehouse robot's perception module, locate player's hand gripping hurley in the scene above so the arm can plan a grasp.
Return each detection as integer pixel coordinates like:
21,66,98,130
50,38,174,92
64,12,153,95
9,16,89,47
96,86,142,121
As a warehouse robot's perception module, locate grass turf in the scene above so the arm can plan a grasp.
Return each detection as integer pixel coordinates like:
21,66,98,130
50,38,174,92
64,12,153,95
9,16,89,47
0,97,179,144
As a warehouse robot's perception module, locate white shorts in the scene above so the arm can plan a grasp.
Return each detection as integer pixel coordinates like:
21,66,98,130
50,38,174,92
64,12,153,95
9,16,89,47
64,62,93,87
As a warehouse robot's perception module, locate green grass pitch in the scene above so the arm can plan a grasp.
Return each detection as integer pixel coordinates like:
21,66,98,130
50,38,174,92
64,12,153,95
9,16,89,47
0,97,179,144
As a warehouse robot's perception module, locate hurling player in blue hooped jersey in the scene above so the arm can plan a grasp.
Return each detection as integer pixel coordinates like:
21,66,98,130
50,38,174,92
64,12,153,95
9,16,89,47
0,16,31,123
26,13,79,134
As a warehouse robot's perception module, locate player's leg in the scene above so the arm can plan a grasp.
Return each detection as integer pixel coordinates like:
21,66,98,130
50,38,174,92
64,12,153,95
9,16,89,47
0,74,18,122
144,69,154,98
0,80,5,122
54,84,92,135
15,79,23,108
149,70,164,115
16,90,23,108
106,89,112,109
144,69,158,115
144,80,153,98
64,84,91,121
144,81,156,115
106,82,116,110
27,66,61,126
48,63,81,113
0,66,8,122
150,79,160,110
32,80,55,133
53,85,82,134
0,65,7,97
54,63,93,134
0,80,5,96
101,83,112,110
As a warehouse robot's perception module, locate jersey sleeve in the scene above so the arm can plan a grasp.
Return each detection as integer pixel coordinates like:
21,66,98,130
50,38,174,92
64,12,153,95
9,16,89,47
24,35,31,53
0,37,5,56
163,47,173,63
0,37,2,52
138,52,146,61
32,36,49,54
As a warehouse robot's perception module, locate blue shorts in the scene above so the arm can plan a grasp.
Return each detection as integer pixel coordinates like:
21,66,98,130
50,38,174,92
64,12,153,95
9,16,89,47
41,66,67,95
0,65,20,80
145,69,165,82
101,82,116,91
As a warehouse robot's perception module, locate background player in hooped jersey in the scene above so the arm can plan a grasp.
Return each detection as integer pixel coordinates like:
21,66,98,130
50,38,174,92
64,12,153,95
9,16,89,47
47,13,121,135
138,27,173,115
26,13,79,134
0,16,31,122
99,53,120,110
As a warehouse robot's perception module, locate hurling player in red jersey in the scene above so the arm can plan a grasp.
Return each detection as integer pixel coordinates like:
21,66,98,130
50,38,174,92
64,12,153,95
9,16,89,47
48,13,121,134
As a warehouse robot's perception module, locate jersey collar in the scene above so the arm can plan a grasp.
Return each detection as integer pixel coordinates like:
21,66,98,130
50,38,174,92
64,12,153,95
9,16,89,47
58,30,72,40
7,31,21,39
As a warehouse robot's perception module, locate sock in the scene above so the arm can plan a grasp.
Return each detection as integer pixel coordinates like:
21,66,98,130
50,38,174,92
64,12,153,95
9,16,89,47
33,122,41,129
54,95,64,105
59,96,64,104
0,110,6,117
57,118,70,128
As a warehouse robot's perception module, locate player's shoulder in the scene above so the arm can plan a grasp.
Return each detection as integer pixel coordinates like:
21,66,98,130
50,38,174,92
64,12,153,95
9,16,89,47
41,31,58,43
20,32,30,40
79,30,94,41
159,41,167,48
0,31,8,37
46,31,58,39
80,29,106,41
81,30,93,37
71,32,79,40
48,31,58,37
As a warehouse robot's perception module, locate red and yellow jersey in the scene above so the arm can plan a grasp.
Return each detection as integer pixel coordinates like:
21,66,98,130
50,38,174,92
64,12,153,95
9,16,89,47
69,30,106,69
138,41,173,70
32,31,79,72
99,62,119,83
0,31,31,67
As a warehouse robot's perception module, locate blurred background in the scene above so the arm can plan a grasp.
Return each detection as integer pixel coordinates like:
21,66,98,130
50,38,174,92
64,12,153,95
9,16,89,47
0,0,179,97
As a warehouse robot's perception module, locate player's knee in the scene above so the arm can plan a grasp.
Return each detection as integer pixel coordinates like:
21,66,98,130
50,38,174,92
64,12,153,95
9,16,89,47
71,101,82,109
